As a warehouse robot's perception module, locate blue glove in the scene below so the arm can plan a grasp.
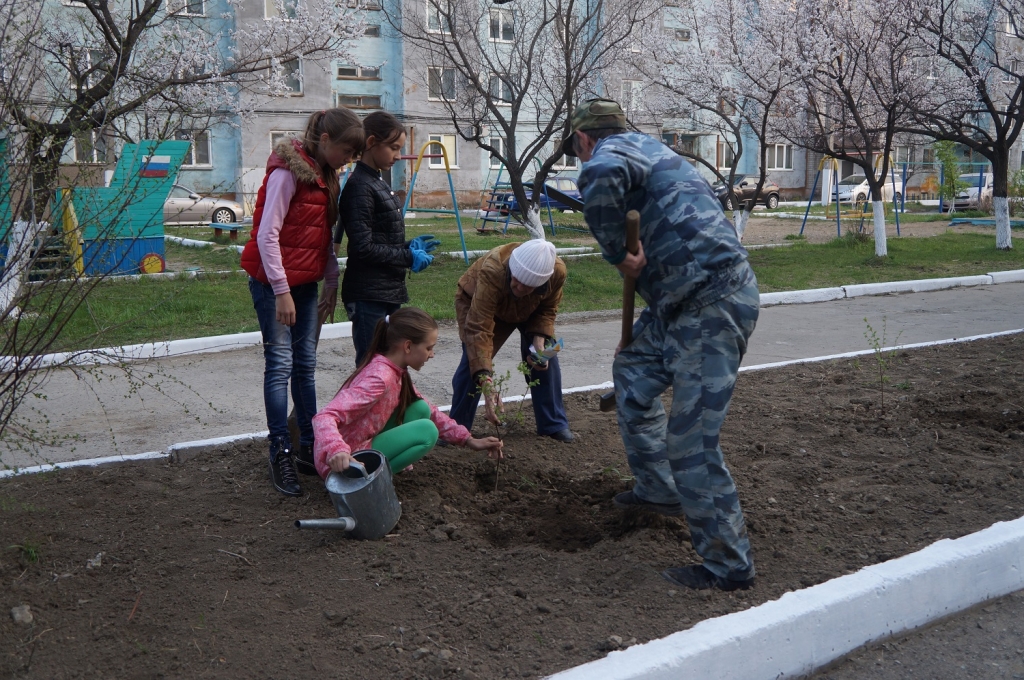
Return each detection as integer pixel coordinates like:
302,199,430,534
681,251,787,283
409,234,441,254
410,247,434,273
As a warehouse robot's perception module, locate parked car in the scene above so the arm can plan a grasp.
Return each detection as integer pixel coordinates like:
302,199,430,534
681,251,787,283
852,177,903,204
499,177,582,215
163,184,244,225
712,175,781,210
952,172,993,211
835,175,866,202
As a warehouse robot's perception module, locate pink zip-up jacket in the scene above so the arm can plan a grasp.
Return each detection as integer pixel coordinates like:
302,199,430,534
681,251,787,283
312,354,471,479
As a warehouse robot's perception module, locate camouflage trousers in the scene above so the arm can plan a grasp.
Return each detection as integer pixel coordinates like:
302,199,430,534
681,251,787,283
613,275,759,581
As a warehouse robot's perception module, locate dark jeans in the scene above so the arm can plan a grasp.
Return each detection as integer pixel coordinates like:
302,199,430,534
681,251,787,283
249,279,319,447
346,300,401,365
450,334,569,435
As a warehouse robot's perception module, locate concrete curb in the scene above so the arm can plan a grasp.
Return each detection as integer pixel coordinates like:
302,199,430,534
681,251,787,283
548,515,1024,680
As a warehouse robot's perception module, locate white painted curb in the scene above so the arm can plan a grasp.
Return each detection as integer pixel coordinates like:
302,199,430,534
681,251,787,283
760,287,845,307
12,322,352,370
989,268,1024,284
548,515,1024,680
843,274,992,298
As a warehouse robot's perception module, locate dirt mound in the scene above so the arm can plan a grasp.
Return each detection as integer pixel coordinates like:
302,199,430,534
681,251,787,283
2,338,1023,679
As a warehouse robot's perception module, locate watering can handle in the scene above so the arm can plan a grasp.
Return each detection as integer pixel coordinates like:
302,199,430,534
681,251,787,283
348,460,368,477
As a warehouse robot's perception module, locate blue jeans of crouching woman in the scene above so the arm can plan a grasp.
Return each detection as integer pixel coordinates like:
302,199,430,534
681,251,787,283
249,278,319,449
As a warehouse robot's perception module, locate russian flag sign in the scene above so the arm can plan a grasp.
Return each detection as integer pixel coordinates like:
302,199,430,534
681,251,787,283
140,155,171,178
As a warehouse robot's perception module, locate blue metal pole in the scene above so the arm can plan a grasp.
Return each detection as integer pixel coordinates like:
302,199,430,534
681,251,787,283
901,163,908,213
401,170,418,217
446,169,468,264
834,167,841,238
891,163,901,236
938,165,944,214
800,169,821,236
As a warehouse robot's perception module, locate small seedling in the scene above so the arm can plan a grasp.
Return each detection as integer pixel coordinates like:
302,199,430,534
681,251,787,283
8,541,40,562
863,317,903,407
475,362,541,490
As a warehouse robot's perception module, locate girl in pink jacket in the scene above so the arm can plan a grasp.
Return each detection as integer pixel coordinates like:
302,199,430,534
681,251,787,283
312,307,503,477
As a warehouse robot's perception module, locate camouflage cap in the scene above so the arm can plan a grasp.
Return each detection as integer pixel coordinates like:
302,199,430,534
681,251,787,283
560,98,627,158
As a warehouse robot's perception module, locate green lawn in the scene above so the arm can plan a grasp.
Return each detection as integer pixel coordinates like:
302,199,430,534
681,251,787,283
27,231,1024,352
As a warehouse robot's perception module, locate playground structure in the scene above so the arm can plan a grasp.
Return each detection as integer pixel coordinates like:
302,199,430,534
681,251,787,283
800,155,910,237
399,142,469,263
477,162,587,237
0,139,190,279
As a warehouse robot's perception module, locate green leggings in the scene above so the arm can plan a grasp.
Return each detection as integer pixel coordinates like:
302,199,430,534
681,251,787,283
371,399,439,473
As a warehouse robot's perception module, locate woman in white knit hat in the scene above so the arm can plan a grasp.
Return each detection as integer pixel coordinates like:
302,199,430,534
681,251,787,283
449,239,573,442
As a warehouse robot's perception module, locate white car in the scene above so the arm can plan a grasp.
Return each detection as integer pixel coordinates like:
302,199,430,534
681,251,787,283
853,177,903,204
163,184,245,225
835,175,866,202
953,172,993,210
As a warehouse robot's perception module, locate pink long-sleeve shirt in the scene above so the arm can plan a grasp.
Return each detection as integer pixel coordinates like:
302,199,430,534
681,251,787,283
257,168,340,295
311,354,472,478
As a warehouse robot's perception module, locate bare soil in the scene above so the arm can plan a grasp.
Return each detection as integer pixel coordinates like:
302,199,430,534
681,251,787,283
2,335,1023,679
743,216,995,245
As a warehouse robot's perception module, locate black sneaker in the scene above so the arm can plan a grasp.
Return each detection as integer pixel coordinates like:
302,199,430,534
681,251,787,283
295,443,317,476
269,437,302,497
661,564,754,591
545,428,575,443
613,490,684,517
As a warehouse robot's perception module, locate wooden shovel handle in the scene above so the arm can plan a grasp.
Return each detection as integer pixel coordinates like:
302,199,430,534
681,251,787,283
621,210,641,347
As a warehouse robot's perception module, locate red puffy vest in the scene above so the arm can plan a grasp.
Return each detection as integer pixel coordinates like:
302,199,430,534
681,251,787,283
241,139,332,288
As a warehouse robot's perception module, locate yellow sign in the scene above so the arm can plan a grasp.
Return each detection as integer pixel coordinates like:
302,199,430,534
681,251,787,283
140,253,165,274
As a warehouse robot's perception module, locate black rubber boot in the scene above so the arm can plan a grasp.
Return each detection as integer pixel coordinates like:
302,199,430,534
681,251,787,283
295,442,317,476
269,436,301,497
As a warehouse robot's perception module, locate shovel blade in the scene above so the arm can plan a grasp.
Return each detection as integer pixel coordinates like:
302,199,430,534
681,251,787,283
599,390,616,412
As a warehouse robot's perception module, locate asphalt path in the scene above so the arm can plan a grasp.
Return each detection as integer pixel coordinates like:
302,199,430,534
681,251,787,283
5,282,1024,470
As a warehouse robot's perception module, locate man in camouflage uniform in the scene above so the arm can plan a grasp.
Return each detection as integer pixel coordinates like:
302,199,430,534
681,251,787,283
566,99,760,591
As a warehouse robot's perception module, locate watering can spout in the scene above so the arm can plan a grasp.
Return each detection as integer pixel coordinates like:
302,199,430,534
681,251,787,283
294,517,357,531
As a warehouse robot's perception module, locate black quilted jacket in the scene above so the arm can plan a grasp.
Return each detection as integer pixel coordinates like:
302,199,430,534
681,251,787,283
338,162,413,304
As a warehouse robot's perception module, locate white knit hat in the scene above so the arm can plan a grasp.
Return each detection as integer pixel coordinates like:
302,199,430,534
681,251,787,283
509,239,557,287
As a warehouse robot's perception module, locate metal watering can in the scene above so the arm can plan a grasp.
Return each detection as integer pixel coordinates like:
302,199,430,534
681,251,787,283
294,450,401,540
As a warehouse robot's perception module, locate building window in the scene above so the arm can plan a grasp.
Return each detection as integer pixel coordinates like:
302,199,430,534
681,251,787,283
766,143,793,170
364,24,381,37
427,0,453,33
74,130,108,164
350,0,382,8
428,67,456,100
489,74,513,103
489,9,514,42
674,28,691,41
553,147,578,170
894,145,911,164
717,138,735,169
718,96,736,116
279,57,302,95
270,131,301,148
265,0,297,19
488,136,505,169
923,147,935,165
428,134,457,168
621,79,643,113
337,64,380,80
176,130,212,166
1004,58,1019,83
169,0,205,16
336,93,382,109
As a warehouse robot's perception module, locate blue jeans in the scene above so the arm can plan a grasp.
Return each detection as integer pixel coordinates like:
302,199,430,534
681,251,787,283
450,335,569,435
345,300,400,366
249,279,319,447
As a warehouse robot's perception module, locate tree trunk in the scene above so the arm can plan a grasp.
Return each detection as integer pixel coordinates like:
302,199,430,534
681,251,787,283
992,155,1012,250
872,200,887,257
523,206,546,241
733,209,751,240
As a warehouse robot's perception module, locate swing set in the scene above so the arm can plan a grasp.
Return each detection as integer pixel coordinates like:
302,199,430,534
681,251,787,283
401,142,469,263
800,155,902,237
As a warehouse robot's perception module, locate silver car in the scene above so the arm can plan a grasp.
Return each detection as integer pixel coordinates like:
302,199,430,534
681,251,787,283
163,184,244,225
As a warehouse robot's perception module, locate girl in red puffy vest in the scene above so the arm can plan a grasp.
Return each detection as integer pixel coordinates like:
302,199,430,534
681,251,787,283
241,108,364,497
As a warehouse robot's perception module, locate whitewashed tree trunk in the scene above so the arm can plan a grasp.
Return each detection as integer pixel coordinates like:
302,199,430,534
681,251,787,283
872,201,888,257
524,206,547,241
733,209,751,240
994,196,1012,250
0,220,48,319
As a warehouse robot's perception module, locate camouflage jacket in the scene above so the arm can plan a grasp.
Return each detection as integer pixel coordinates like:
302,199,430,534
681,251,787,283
577,132,752,318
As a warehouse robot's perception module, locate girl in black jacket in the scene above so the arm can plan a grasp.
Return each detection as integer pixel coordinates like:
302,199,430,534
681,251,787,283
338,111,439,364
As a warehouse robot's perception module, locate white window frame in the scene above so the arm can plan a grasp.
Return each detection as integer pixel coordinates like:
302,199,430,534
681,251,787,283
278,57,303,95
765,143,793,171
427,0,453,34
428,67,456,101
553,148,578,170
488,136,506,169
488,74,513,104
489,9,514,42
428,133,458,169
717,137,735,170
73,130,109,165
364,24,382,37
674,27,691,41
265,0,298,20
61,0,87,6
177,129,212,167
1003,58,1020,83
621,79,644,113
169,0,205,16
337,64,381,80
894,145,911,165
335,93,383,109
